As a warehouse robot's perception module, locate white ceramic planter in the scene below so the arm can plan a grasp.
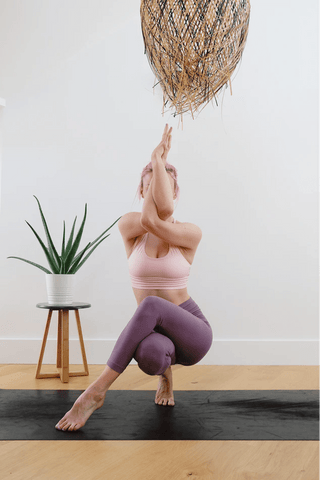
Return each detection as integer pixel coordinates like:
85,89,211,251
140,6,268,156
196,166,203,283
45,274,75,305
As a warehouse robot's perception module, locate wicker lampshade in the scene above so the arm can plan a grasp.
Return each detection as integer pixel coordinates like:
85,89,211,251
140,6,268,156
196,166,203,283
140,0,251,117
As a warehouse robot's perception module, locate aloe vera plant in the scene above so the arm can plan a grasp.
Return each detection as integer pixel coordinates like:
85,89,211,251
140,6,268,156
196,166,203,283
8,196,121,274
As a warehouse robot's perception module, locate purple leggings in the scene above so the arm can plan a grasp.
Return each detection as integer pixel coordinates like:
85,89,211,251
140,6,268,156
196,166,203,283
107,296,213,376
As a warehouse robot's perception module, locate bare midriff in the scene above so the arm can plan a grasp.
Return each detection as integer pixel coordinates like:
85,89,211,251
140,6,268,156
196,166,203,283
133,287,190,306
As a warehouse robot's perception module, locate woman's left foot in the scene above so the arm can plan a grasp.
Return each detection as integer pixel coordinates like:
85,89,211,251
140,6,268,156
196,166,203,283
155,366,175,406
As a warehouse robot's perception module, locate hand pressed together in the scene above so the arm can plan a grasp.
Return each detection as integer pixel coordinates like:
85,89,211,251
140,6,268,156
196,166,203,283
151,124,173,165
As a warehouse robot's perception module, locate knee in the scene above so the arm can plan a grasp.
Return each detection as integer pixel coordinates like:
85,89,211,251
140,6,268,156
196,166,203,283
134,296,162,324
138,357,170,376
134,341,170,376
139,295,160,312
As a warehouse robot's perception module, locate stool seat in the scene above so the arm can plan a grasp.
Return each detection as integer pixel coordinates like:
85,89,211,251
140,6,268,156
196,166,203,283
35,302,90,383
37,302,91,310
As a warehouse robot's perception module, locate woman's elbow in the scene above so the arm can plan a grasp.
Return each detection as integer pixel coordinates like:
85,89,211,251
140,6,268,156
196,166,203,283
140,214,152,230
158,208,174,221
141,214,158,233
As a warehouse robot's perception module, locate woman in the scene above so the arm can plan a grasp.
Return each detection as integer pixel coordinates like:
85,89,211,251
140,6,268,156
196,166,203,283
55,124,213,432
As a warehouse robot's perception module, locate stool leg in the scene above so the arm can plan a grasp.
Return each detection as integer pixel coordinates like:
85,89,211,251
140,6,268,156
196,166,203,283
75,309,89,376
61,309,69,383
56,310,62,369
35,310,53,379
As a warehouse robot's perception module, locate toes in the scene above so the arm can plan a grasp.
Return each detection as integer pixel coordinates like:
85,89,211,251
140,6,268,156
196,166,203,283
56,420,81,432
155,397,175,406
61,421,70,431
55,419,66,430
64,421,77,431
155,394,175,406
68,423,81,432
56,421,66,431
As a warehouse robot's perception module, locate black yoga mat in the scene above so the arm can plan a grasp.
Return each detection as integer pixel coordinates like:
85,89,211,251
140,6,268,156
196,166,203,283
0,389,318,441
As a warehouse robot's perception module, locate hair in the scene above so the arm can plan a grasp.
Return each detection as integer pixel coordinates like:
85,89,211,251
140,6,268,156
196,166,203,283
137,161,180,201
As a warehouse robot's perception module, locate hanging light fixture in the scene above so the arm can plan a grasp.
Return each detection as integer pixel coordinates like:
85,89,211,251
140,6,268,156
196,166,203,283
141,0,251,118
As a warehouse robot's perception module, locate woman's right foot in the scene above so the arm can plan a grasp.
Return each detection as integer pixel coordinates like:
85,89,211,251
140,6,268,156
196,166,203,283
155,366,175,406
55,384,106,432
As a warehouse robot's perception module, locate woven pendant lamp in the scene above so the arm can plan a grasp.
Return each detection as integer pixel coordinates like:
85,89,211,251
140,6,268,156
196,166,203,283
140,0,251,118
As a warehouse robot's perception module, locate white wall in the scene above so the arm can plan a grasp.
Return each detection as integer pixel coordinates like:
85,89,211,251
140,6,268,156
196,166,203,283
0,0,318,365
0,97,5,212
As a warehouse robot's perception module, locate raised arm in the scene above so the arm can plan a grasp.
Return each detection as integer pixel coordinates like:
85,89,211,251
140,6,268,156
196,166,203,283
150,125,175,221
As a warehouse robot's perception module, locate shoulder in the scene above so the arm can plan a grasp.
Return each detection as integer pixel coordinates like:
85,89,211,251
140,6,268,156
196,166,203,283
118,212,147,247
118,212,141,234
118,212,141,226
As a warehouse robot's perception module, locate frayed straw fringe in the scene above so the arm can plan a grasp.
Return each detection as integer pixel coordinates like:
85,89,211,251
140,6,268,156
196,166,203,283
141,0,250,120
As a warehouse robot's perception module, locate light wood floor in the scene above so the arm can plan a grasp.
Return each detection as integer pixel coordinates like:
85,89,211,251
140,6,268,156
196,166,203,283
0,364,319,480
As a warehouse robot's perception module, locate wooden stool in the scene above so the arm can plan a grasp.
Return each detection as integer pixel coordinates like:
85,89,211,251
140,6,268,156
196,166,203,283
35,302,90,383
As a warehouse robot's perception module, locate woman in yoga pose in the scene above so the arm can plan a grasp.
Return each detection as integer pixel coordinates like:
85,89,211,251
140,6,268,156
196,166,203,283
55,124,213,432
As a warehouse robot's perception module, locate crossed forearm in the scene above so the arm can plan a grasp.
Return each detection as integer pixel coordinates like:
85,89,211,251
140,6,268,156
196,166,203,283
151,157,174,220
140,178,160,228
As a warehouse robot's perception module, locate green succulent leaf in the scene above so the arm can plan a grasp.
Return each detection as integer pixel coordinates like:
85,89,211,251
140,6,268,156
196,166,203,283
61,221,66,258
64,204,87,271
7,256,52,274
70,242,92,267
71,234,110,274
67,242,91,274
59,257,66,274
88,216,122,249
25,221,59,273
67,217,121,274
64,216,77,260
33,196,61,270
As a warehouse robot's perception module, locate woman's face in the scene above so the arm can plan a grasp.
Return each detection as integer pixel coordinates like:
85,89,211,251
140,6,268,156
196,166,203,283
141,172,176,199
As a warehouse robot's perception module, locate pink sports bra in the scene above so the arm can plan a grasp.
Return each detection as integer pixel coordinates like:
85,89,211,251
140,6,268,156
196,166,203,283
128,222,191,290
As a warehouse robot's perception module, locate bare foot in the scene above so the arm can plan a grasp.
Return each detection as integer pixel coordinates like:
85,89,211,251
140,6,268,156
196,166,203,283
155,366,175,406
55,384,105,432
